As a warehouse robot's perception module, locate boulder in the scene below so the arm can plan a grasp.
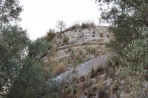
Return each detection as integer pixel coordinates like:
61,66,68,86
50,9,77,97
76,53,111,78
53,69,74,82
51,53,111,83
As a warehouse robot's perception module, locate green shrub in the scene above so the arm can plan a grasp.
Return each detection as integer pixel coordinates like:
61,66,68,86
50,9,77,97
107,53,121,67
139,92,148,98
46,80,69,98
121,39,148,77
75,57,84,65
7,58,45,98
28,38,49,58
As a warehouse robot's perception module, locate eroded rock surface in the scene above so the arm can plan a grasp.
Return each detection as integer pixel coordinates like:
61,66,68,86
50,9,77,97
51,53,111,83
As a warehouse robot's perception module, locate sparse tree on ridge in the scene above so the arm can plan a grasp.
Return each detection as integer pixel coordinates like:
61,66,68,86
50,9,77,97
55,20,66,32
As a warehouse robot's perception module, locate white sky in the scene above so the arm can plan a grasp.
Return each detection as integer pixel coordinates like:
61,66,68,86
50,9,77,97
20,0,100,40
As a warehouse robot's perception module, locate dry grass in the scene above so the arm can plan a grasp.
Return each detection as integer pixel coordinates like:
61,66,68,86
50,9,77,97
64,23,80,32
63,35,69,45
51,62,67,76
63,22,95,32
91,85,98,92
74,83,84,98
81,22,95,29
98,37,104,42
90,48,98,55
79,75,86,82
42,57,50,67
101,49,107,55
100,33,104,37
96,74,106,94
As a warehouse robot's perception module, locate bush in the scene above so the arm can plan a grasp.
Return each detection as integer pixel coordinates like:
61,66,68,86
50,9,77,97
46,29,55,42
121,38,148,77
90,48,98,55
68,24,80,31
28,38,49,58
52,63,67,76
46,80,69,98
81,22,95,29
107,54,120,67
7,58,45,98
63,36,69,45
100,33,103,37
0,25,29,95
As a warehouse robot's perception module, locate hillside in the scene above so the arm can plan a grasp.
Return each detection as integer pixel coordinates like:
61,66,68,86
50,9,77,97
1,0,147,98
42,24,112,75
40,23,148,98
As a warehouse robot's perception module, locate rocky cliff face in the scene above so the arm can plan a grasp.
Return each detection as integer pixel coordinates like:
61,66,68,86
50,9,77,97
42,25,112,75
42,24,114,97
42,24,148,98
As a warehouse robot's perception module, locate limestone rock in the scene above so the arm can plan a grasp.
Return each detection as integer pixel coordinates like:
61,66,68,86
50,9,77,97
51,53,111,82
76,53,111,78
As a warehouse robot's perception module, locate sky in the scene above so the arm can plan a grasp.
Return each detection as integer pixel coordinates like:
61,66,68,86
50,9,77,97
20,0,100,40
